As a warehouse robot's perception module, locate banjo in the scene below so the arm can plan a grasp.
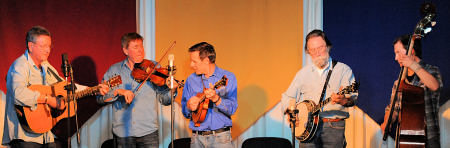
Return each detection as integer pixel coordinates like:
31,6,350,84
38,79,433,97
294,82,358,142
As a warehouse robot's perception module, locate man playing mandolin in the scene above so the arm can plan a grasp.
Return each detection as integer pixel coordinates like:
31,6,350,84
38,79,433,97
3,26,109,148
281,30,358,147
381,34,442,148
181,42,238,148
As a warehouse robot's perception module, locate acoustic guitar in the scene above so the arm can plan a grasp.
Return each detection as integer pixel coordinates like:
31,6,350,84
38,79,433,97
15,75,122,134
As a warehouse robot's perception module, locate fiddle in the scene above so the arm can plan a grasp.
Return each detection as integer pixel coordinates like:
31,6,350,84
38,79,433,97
131,59,184,87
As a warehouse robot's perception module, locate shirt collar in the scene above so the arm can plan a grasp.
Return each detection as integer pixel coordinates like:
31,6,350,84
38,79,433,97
121,59,132,70
25,50,36,67
311,57,333,76
211,65,220,77
201,65,220,79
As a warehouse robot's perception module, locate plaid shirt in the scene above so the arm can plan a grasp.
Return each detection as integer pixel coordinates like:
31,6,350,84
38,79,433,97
386,60,442,148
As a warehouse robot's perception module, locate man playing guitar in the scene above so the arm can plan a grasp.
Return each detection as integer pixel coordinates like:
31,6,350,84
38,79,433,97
3,26,109,148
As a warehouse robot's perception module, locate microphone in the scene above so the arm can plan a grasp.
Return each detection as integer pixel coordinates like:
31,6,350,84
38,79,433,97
61,53,69,78
285,105,298,115
168,54,174,89
288,105,295,112
285,99,298,115
168,54,174,69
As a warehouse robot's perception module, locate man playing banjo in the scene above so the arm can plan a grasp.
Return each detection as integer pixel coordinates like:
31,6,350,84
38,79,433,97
281,29,358,147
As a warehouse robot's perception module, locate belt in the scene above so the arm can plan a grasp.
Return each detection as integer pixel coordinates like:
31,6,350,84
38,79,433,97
322,118,344,122
192,127,231,135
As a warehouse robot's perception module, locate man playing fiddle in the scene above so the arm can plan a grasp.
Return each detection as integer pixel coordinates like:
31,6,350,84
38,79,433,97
97,32,178,148
181,42,238,148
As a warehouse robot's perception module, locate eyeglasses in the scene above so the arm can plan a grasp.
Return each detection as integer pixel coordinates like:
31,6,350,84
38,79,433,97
307,45,327,54
129,44,144,50
32,43,52,50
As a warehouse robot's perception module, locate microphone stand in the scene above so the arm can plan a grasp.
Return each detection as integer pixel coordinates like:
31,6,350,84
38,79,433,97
167,53,176,148
63,55,80,148
69,63,81,145
169,65,175,148
286,108,298,148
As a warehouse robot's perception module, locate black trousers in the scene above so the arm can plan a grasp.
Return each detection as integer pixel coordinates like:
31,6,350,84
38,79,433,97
9,139,63,148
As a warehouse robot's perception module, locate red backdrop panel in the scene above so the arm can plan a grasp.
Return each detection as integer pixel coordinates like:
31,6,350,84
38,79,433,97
0,0,136,91
0,0,136,139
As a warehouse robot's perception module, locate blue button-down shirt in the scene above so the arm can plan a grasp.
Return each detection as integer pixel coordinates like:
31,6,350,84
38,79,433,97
181,66,238,131
4,51,57,144
281,58,357,119
98,59,173,137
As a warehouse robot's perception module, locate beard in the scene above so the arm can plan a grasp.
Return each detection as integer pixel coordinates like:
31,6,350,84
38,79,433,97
312,53,329,69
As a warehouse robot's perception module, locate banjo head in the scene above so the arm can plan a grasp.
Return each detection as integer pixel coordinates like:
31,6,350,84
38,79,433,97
294,100,317,140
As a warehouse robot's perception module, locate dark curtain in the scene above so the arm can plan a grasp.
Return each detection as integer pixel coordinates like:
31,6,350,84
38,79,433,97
324,0,450,123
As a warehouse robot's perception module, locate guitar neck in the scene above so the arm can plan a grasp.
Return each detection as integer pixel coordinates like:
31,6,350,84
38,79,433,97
69,85,100,101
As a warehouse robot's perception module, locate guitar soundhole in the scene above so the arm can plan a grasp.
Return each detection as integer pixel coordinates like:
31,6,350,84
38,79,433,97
51,108,65,118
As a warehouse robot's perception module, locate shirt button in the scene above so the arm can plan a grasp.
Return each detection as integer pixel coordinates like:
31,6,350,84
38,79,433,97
133,109,135,112
133,121,135,124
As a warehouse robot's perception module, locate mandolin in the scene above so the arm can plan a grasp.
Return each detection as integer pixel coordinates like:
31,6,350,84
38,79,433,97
191,75,228,127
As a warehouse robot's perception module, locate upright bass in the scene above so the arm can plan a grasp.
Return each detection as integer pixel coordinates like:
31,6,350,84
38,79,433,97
382,3,437,148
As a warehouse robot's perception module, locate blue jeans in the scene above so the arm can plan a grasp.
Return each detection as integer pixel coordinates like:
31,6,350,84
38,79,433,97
191,130,234,148
114,130,159,148
299,120,346,148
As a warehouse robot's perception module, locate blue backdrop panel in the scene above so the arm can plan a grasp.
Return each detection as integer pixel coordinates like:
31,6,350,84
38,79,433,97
324,0,450,123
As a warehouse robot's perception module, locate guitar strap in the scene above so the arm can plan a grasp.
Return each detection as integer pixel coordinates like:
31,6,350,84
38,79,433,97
318,60,337,104
47,68,64,82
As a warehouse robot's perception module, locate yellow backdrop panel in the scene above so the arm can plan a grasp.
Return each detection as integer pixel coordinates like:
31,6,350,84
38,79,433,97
156,0,303,139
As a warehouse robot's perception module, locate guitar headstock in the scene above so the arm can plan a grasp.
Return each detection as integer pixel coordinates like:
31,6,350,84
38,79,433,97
105,75,122,88
339,81,359,95
213,75,228,89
